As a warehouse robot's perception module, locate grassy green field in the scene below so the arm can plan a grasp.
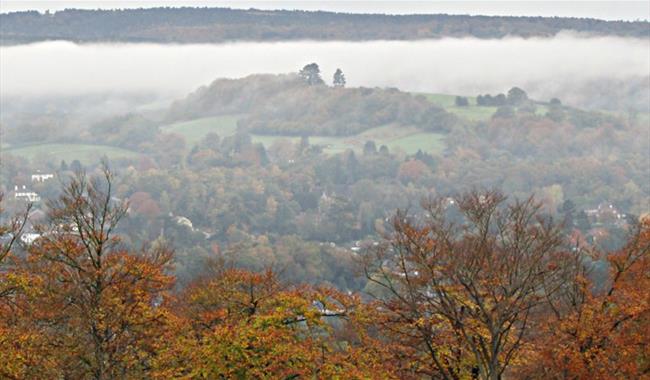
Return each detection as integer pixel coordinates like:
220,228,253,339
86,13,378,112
422,93,549,121
161,115,241,145
160,93,561,156
320,125,445,155
421,93,458,107
163,116,447,155
384,132,445,154
3,143,139,164
422,93,498,121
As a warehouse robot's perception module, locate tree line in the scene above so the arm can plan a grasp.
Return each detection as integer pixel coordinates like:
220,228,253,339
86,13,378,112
2,7,648,45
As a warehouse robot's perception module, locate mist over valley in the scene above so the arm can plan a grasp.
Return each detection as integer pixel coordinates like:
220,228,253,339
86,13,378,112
2,33,649,112
1,5,649,379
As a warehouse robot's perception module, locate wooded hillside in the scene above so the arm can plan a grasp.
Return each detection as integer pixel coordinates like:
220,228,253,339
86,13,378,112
167,73,456,136
1,7,648,44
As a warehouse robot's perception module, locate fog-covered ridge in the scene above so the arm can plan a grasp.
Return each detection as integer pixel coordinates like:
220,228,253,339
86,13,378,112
2,34,648,111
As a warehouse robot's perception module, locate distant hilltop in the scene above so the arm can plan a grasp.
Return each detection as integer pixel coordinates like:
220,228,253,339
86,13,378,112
1,7,649,44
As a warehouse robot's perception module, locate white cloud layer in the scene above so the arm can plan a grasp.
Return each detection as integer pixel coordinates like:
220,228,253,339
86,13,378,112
1,33,648,106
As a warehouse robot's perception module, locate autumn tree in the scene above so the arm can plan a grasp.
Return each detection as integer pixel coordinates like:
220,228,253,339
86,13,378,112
0,194,31,299
363,191,577,380
23,166,174,379
129,191,161,219
397,159,431,183
0,195,51,380
521,217,650,379
156,261,396,379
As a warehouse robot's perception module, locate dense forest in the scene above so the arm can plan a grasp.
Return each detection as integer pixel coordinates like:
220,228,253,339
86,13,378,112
2,66,648,288
1,7,649,44
1,171,648,379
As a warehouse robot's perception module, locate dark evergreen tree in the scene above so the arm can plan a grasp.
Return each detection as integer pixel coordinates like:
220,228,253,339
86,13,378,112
414,150,437,168
494,93,507,106
299,63,324,85
69,159,82,173
455,96,469,107
560,199,576,230
332,68,346,87
299,135,310,152
507,87,528,105
575,210,591,232
256,144,270,166
345,150,360,183
363,140,377,155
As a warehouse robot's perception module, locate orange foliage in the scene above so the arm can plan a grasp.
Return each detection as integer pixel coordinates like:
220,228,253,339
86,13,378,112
398,159,431,183
1,180,648,379
153,263,397,379
521,218,650,379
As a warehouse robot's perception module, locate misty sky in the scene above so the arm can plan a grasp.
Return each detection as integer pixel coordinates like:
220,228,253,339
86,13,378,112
1,1,649,21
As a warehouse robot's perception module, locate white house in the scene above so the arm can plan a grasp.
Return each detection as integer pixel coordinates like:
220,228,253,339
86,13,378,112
14,185,41,202
31,173,54,182
20,233,41,245
174,216,194,229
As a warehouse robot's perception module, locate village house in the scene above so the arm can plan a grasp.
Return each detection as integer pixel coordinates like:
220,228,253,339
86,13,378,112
17,209,48,246
584,203,627,227
31,172,55,182
14,185,41,202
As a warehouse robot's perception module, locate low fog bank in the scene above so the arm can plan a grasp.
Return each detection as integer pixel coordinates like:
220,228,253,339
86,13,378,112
1,33,649,112
0,93,170,133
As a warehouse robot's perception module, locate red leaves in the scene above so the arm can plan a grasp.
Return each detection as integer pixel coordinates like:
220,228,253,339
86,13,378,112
522,218,650,379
